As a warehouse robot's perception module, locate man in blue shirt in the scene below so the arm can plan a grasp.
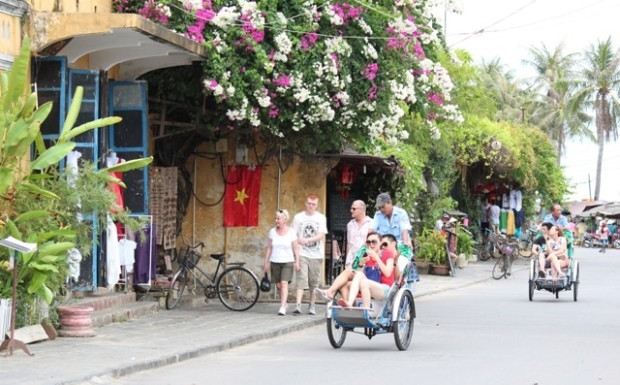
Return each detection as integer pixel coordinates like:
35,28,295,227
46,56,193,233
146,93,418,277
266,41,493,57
371,193,412,247
543,204,569,232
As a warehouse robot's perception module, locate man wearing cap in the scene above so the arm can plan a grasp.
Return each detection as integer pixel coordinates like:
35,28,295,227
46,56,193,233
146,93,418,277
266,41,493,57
371,193,412,247
435,213,450,231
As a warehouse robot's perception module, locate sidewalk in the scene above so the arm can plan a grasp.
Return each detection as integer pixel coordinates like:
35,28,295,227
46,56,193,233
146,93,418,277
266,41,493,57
0,261,520,385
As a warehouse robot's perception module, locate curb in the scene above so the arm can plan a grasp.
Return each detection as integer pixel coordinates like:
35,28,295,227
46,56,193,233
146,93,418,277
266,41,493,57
60,265,522,384
61,317,325,385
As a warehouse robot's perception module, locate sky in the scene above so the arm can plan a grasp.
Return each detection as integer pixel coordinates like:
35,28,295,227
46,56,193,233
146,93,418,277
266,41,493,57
440,0,620,202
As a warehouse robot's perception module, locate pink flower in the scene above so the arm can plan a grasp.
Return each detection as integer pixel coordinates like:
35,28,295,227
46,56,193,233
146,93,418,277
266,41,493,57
197,9,215,22
273,74,292,88
362,63,379,81
428,93,444,106
208,80,218,89
269,107,279,118
368,84,378,100
300,32,319,51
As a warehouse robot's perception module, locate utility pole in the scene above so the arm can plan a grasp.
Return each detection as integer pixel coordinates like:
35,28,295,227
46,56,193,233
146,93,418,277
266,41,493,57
588,173,592,201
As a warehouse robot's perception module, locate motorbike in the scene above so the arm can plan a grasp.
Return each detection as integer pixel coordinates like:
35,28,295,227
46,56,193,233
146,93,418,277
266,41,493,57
582,233,606,248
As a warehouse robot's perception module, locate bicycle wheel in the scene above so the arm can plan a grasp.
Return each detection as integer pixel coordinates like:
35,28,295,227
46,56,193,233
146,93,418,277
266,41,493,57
393,291,415,351
492,256,506,280
166,268,188,310
327,317,347,348
216,266,259,311
518,240,533,258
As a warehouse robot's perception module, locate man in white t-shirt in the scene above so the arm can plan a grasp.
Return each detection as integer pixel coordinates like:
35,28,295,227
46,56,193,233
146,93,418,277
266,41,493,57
489,199,500,233
292,193,328,315
345,200,372,268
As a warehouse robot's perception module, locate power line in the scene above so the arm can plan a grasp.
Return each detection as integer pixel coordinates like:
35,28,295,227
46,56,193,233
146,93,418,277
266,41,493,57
449,0,538,48
448,0,609,37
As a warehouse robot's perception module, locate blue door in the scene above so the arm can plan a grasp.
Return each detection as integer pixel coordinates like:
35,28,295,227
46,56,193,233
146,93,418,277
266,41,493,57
68,69,101,291
32,59,101,290
108,81,149,215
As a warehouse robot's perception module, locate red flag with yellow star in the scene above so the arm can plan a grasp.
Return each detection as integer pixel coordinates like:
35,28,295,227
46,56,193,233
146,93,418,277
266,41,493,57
223,165,262,227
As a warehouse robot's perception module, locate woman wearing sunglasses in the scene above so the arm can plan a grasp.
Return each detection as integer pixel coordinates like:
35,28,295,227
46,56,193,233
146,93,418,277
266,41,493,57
337,234,397,309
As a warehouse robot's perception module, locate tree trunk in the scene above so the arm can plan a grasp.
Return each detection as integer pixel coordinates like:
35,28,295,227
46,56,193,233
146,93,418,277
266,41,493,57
594,97,605,200
556,126,564,166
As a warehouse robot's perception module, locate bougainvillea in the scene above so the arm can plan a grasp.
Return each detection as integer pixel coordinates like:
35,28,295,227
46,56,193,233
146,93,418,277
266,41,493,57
116,0,462,149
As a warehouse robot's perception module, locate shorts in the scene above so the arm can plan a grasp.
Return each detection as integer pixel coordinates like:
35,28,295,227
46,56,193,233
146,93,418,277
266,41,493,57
481,222,489,232
270,262,293,283
381,284,391,299
295,256,322,291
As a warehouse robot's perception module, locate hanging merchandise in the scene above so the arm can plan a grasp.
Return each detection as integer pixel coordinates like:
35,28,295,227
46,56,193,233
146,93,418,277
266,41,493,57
106,152,125,214
106,215,121,288
506,210,515,236
150,167,178,249
499,209,508,234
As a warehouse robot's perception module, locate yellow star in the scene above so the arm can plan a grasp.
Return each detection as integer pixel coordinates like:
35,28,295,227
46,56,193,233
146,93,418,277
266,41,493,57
234,188,249,205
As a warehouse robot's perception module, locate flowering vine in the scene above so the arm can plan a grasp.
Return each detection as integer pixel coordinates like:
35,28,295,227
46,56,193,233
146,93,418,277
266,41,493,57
116,0,462,149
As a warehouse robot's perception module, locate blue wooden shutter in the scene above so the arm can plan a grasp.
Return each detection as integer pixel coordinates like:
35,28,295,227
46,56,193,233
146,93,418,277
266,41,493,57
108,81,149,215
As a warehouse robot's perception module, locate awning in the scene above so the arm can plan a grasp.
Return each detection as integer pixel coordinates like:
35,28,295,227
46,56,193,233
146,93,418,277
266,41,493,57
31,13,205,80
576,202,620,218
567,200,607,215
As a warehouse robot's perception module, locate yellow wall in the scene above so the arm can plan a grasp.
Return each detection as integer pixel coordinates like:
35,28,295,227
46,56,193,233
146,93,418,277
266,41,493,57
181,137,337,280
0,13,21,57
32,0,113,13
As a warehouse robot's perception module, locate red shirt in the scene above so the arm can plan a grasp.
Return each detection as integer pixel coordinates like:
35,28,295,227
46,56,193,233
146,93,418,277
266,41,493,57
366,249,395,286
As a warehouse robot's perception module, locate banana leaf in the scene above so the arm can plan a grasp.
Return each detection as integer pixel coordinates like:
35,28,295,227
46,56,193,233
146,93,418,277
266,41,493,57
98,156,153,174
14,210,50,223
0,167,14,196
60,116,122,142
37,242,75,257
30,142,76,170
60,86,83,138
99,173,127,188
20,182,60,199
29,261,59,273
2,36,29,112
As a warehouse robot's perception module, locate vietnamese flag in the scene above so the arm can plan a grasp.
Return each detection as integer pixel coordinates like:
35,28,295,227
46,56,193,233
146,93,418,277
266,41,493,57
223,165,262,227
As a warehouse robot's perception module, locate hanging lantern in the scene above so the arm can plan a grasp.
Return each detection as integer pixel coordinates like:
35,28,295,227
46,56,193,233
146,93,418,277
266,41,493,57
341,164,354,185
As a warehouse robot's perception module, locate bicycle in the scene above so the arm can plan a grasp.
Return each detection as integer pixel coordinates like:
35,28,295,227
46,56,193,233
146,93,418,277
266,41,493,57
165,242,260,311
474,228,496,261
491,233,519,280
518,228,537,258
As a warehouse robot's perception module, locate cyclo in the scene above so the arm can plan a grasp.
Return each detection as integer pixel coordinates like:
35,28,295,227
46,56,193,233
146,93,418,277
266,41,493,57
325,245,419,351
528,230,580,302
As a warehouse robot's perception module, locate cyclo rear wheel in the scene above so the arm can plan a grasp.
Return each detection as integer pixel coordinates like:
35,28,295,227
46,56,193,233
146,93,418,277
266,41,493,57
393,291,415,351
166,268,188,310
216,266,259,311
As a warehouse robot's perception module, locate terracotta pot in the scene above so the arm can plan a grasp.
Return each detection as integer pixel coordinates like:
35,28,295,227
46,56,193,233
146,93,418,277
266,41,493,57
57,306,95,337
430,264,451,276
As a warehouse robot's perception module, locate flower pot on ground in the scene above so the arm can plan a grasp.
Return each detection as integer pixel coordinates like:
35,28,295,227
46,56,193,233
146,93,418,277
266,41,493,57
456,253,468,268
417,229,451,276
415,259,430,275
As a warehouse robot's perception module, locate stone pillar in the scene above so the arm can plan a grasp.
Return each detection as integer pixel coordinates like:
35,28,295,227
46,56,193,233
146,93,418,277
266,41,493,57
57,306,95,337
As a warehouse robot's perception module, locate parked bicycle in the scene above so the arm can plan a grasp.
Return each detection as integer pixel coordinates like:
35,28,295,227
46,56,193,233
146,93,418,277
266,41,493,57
490,232,519,279
166,242,260,311
518,228,537,258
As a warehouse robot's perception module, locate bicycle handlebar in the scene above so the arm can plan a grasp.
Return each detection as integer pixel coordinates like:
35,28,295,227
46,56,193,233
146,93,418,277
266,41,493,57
188,242,205,250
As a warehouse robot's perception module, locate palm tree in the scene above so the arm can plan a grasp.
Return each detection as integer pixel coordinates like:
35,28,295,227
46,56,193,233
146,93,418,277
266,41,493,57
524,43,591,164
480,58,533,123
574,37,620,200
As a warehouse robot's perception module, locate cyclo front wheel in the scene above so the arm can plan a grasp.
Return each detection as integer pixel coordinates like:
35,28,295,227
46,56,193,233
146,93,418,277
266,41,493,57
166,268,188,310
216,266,259,311
492,256,506,280
327,317,347,348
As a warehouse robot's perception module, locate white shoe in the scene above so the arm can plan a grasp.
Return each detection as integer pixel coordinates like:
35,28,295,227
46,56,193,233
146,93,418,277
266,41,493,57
278,306,286,316
308,304,316,315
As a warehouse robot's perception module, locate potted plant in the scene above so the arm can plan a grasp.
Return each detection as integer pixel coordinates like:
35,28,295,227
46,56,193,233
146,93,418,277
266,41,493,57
456,227,476,267
417,229,449,276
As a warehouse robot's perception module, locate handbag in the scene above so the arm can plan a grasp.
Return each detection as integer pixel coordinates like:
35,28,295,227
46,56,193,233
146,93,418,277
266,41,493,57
363,265,382,283
260,273,271,292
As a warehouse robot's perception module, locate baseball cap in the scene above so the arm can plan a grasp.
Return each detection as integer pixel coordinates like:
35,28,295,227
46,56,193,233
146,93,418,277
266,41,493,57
375,193,392,208
441,213,450,220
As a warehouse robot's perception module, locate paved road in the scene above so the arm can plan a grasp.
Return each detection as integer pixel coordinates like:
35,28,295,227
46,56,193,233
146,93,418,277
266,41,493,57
94,248,620,385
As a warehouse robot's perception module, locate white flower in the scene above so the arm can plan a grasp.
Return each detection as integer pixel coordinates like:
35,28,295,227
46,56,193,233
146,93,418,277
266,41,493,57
183,0,201,10
273,52,288,62
275,33,292,55
226,85,236,96
294,88,311,103
276,12,288,25
335,91,350,106
238,0,257,14
325,37,352,57
212,7,240,30
254,89,271,108
357,18,373,35
429,124,441,140
362,43,378,59
326,6,344,25
213,85,224,96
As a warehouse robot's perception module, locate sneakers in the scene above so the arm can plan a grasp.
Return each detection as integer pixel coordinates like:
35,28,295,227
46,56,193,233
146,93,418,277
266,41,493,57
293,303,302,315
278,306,286,316
308,304,316,315
538,270,546,279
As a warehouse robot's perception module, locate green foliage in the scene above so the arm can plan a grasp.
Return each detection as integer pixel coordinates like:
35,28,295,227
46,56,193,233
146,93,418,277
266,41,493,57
0,38,152,316
456,227,475,256
416,229,447,265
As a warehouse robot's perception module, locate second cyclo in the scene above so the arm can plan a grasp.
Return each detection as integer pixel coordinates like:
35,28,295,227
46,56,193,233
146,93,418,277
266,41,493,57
166,242,260,311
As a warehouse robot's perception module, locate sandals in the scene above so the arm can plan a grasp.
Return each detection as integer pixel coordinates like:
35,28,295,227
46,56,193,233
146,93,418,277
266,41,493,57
336,298,350,308
538,270,546,279
314,288,333,302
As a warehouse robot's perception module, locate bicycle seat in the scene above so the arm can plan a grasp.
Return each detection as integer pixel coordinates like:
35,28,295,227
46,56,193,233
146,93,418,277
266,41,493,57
210,253,226,260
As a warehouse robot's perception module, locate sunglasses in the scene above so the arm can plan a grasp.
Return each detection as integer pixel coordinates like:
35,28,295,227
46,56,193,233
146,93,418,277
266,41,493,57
366,239,379,245
380,242,388,248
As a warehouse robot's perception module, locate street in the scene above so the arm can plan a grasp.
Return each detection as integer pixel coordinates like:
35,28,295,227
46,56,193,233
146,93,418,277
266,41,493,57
94,248,620,385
